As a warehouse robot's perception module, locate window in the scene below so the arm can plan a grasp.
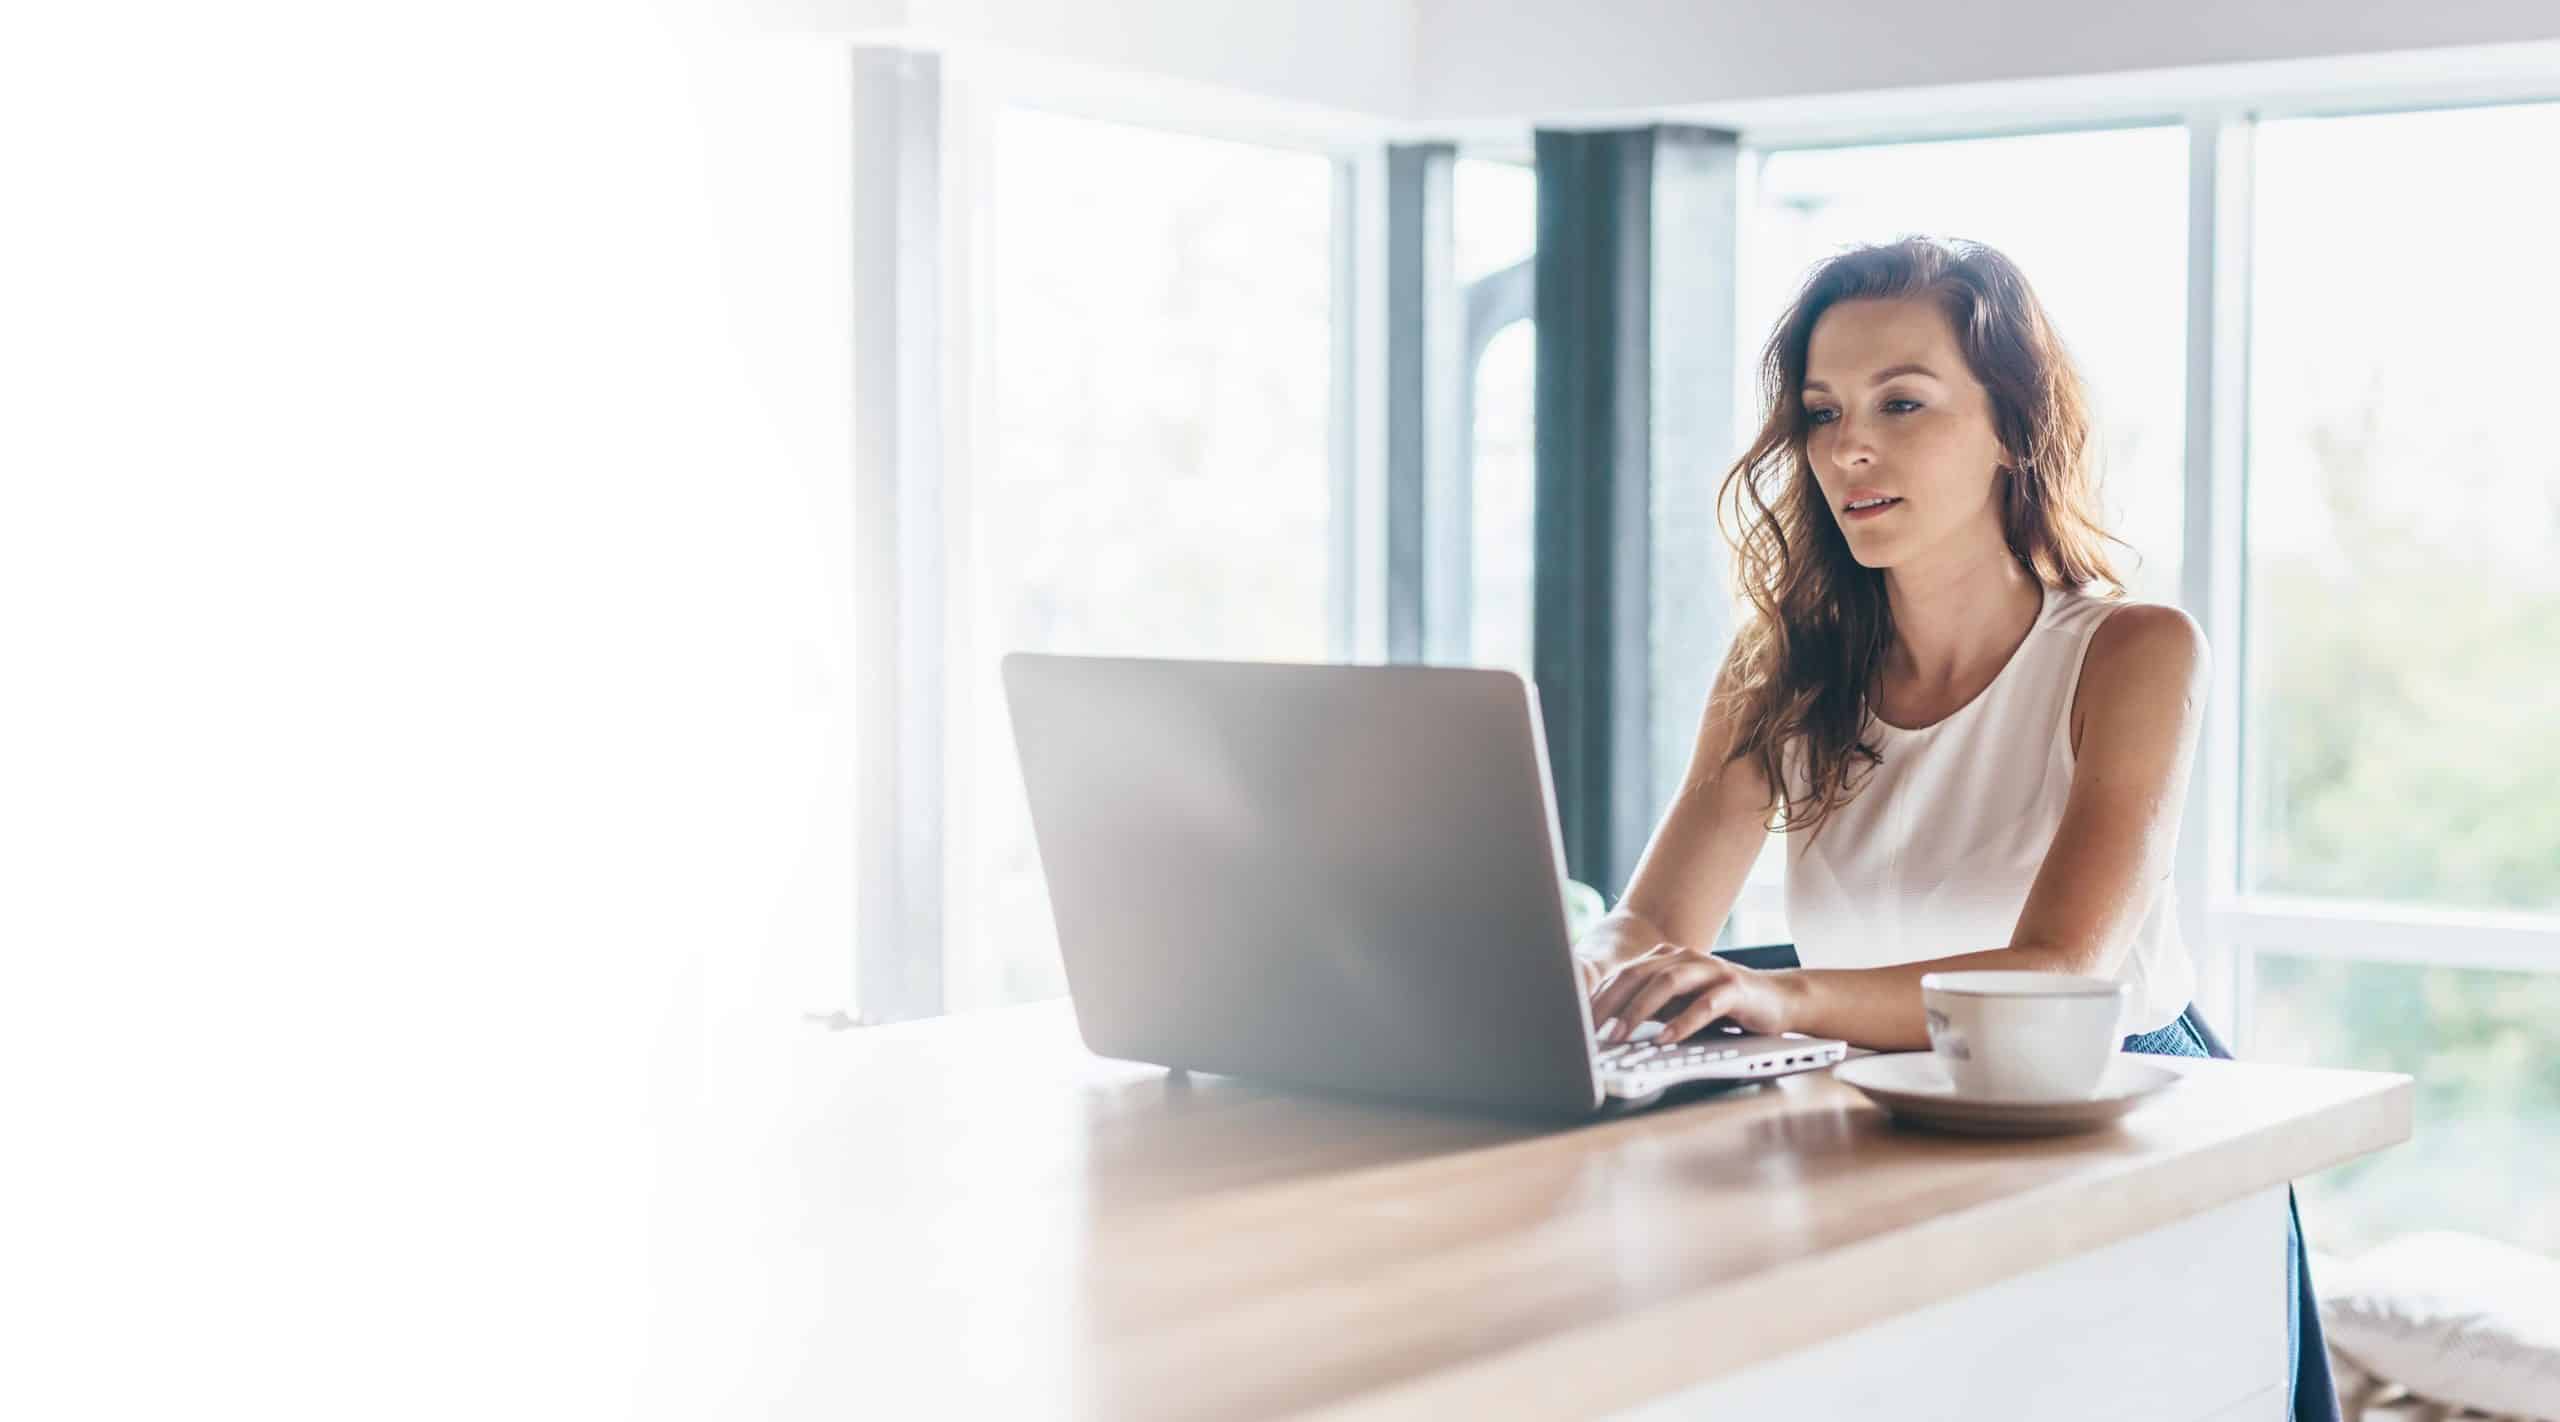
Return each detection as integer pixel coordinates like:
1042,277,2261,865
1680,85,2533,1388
1470,321,1535,683
1725,125,2192,947
950,109,1336,1012
1454,155,1535,287
2244,102,2560,916
2233,100,2560,1253
1457,156,1538,684
2247,955,2560,1254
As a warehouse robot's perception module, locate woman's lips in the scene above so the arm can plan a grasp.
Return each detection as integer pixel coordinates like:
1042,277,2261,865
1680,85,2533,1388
1844,497,1903,522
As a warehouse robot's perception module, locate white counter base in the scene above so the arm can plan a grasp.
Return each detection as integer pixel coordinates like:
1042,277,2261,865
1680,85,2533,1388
1611,1185,2290,1422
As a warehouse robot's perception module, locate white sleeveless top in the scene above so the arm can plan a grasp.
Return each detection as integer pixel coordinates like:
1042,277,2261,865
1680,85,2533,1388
1782,581,2193,1036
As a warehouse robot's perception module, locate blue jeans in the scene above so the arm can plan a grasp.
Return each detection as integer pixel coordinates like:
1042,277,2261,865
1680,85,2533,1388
2122,1006,2343,1422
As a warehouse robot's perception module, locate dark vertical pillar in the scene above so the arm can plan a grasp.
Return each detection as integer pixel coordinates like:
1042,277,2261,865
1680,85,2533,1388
1532,126,1740,899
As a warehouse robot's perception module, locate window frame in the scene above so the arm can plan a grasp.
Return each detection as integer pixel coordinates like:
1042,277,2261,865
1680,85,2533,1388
855,57,1373,1024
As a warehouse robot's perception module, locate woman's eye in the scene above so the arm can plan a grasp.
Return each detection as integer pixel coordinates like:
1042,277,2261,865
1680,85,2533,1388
1803,400,1918,426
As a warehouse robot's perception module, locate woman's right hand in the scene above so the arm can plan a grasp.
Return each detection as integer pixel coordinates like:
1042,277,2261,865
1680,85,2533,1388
1569,910,1675,999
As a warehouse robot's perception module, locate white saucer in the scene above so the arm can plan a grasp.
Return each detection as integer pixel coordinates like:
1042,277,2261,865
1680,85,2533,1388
1831,1052,2186,1136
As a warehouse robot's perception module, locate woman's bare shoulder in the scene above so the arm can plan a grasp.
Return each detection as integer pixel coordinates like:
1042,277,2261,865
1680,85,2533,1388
2085,600,2207,682
2069,601,2207,756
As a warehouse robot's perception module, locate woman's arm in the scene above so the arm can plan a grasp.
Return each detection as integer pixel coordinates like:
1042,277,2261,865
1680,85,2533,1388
1784,604,2208,1047
1572,646,1775,983
1593,604,2209,1050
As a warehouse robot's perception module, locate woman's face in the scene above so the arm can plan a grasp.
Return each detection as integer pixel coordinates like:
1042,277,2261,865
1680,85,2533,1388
1799,296,2013,572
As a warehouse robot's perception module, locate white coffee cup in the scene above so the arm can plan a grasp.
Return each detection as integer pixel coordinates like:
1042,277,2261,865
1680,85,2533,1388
1918,970,2132,1102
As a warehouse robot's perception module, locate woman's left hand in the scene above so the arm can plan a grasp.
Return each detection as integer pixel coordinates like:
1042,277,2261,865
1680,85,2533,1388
1587,944,1798,1044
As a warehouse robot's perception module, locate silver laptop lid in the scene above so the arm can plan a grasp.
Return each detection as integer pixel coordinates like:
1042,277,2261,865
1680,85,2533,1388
999,652,1602,1115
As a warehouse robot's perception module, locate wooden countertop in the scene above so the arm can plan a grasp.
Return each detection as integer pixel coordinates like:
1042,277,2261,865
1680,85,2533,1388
720,998,2410,1420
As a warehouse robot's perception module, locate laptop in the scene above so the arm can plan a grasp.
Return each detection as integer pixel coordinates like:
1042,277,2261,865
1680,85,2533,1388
998,651,1849,1118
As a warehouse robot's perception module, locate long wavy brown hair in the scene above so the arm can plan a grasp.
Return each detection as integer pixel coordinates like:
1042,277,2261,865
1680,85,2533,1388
1715,236,2130,841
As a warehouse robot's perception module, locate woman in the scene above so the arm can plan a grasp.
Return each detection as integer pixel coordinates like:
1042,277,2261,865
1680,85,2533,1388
1574,236,2339,1422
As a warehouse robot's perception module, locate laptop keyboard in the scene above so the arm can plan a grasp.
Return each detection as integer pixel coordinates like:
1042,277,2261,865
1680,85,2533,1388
1594,1037,1748,1073
1592,1023,1846,1092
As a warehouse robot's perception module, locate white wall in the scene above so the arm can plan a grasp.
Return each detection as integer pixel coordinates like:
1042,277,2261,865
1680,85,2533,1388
776,0,2560,125
1417,0,2560,119
747,0,2549,135
1,1,857,1413
769,0,1420,119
